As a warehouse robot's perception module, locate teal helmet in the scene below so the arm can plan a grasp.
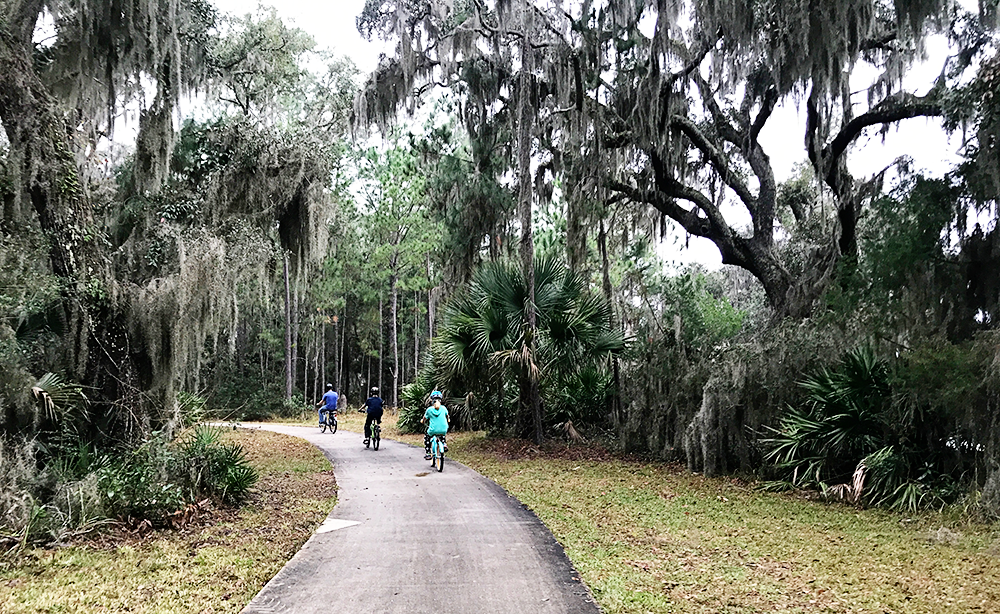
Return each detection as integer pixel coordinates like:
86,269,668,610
430,390,443,400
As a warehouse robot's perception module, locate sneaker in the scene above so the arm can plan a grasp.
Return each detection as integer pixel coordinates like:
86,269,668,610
363,438,370,445
443,444,448,452
424,454,432,460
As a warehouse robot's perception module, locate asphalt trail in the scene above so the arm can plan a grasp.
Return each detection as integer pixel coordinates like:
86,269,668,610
239,423,601,614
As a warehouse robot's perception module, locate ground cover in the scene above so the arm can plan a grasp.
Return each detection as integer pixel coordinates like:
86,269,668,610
447,438,1000,614
0,429,336,614
277,413,1000,611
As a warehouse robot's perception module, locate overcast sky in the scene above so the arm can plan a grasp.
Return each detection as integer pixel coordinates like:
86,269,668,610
210,0,387,73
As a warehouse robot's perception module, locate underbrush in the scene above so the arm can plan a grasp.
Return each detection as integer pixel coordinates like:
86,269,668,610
0,426,256,562
0,429,335,614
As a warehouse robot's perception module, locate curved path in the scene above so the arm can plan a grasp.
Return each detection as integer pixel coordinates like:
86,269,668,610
238,423,600,614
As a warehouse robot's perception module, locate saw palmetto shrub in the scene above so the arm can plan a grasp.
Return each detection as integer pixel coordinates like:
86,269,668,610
762,345,988,512
174,425,257,504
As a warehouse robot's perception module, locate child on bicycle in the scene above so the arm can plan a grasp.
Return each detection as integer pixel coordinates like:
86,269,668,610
316,384,338,427
361,387,383,446
422,390,449,460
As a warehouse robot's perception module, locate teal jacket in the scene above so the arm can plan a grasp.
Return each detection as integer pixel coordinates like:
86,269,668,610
423,405,449,435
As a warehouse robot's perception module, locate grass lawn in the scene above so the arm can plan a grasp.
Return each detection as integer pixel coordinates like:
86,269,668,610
448,437,1000,614
0,429,337,614
4,414,999,613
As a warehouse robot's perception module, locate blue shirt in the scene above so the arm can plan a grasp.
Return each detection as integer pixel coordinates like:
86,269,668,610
364,396,384,413
322,391,339,410
423,405,449,435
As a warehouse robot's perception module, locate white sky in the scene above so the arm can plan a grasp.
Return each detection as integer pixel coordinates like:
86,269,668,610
209,0,387,73
204,1,971,270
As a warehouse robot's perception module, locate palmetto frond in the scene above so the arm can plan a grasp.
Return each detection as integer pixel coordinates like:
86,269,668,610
765,347,895,493
433,257,625,416
31,373,88,423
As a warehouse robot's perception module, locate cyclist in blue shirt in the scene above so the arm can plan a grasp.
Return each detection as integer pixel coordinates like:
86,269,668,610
316,384,338,427
362,387,384,446
422,390,449,460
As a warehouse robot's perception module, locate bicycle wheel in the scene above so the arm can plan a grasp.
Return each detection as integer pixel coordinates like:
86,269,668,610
373,426,380,450
436,440,444,472
430,438,438,469
332,417,338,434
321,421,327,433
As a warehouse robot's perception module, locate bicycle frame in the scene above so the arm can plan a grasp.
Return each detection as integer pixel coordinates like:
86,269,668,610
430,434,445,471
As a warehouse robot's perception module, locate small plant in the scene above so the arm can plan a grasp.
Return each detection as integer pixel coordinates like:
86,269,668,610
30,372,88,427
97,434,185,520
177,391,208,427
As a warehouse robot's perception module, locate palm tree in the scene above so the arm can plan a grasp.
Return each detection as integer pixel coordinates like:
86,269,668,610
434,258,625,436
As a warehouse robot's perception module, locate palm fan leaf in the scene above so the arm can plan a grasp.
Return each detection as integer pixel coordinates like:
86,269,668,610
31,372,88,423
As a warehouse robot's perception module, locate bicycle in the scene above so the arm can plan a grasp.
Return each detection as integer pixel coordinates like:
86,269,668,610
320,409,337,434
429,433,445,472
360,410,382,450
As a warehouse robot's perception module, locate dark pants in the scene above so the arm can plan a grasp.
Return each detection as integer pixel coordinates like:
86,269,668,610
364,411,383,439
424,433,446,454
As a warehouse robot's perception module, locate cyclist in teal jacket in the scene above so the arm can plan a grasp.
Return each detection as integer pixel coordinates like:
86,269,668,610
422,390,449,460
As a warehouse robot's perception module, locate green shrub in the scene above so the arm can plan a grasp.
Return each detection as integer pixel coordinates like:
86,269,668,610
397,403,424,434
763,346,972,512
97,434,185,519
96,427,257,521
174,426,257,504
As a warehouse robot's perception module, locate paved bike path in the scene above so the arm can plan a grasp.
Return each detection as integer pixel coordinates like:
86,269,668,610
238,423,601,614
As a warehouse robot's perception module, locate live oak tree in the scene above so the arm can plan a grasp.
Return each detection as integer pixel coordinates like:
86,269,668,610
354,0,996,321
0,0,216,433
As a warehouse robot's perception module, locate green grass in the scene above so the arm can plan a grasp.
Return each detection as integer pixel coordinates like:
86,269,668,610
0,429,337,614
449,438,1000,614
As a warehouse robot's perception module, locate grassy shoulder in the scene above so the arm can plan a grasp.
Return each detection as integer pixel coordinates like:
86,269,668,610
0,429,336,614
445,437,1000,614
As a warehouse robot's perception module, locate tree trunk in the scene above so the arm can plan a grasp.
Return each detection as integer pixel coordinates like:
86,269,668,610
320,314,326,390
292,285,300,398
515,6,543,444
378,295,384,395
333,313,339,390
426,255,435,340
314,320,321,403
428,288,434,340
414,289,419,379
283,252,293,401
598,217,623,425
303,327,309,405
390,269,399,410
343,317,353,403
0,29,96,383
338,311,346,401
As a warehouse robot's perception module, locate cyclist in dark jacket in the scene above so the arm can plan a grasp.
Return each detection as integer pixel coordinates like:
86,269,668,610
362,387,383,446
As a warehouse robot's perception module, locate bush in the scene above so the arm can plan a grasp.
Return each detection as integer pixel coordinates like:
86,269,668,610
762,347,972,511
97,434,185,520
174,426,257,504
397,403,424,434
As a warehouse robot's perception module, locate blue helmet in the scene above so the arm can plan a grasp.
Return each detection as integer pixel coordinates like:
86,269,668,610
430,390,443,400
